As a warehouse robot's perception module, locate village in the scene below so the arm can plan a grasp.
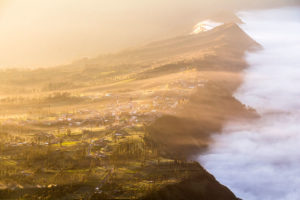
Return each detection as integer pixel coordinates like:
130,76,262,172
0,69,207,199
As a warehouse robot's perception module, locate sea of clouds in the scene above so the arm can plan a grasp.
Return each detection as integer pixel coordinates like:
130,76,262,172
199,7,300,200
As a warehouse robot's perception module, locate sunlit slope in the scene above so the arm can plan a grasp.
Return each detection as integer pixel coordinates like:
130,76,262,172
0,22,258,199
0,23,257,96
0,22,259,158
0,23,259,158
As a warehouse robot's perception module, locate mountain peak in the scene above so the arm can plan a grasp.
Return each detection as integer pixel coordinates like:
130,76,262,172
191,20,224,34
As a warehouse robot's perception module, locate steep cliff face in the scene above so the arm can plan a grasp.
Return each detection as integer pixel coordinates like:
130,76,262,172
141,23,259,199
142,163,238,200
147,23,259,159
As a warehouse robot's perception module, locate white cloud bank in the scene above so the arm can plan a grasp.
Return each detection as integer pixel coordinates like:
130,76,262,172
199,7,300,200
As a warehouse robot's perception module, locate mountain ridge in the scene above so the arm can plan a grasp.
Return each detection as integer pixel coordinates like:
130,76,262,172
0,19,258,200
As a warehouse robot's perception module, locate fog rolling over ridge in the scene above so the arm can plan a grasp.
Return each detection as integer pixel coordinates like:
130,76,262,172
199,7,300,200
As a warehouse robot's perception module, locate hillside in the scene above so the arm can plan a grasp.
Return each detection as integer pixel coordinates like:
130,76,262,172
0,22,258,199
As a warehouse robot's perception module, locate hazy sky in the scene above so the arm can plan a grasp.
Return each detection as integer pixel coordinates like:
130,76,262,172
0,0,208,68
0,0,298,68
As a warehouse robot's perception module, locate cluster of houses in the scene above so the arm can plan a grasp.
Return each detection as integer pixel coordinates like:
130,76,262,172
0,77,206,151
